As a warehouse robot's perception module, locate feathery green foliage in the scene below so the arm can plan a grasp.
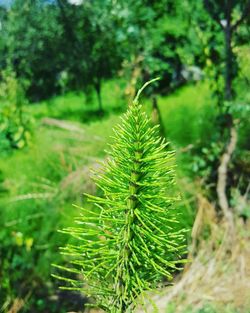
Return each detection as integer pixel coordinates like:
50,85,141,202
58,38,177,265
53,79,186,312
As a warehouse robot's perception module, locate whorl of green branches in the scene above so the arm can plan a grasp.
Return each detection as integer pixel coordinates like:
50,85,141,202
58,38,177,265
53,79,186,313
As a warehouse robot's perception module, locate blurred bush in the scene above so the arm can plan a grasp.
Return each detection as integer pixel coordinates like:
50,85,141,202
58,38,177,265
0,69,33,153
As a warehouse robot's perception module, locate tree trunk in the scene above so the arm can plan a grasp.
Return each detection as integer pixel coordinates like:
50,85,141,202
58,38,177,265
224,28,233,101
224,2,233,101
95,80,103,114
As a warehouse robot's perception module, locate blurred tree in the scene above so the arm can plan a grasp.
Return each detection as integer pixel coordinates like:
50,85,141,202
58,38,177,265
0,6,8,69
120,0,206,96
2,0,63,100
1,0,248,109
120,0,208,133
57,0,125,112
204,0,250,101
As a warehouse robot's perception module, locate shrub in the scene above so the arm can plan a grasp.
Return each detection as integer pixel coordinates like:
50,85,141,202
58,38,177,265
0,69,33,153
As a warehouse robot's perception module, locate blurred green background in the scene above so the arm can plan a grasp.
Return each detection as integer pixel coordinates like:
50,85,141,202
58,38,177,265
0,1,249,312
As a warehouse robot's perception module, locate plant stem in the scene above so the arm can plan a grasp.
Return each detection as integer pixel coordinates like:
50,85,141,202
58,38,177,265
115,109,142,312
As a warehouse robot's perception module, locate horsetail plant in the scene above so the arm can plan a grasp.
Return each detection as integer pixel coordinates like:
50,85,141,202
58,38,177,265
53,79,186,312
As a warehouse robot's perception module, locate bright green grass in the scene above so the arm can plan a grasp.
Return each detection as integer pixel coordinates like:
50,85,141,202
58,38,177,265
28,80,215,149
0,113,120,226
157,82,216,147
29,79,127,121
0,112,121,311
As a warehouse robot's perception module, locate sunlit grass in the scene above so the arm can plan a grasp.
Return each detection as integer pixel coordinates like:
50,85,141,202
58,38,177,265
158,82,216,146
28,79,127,121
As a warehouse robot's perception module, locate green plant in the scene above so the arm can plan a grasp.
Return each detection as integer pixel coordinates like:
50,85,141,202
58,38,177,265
0,69,33,152
53,79,186,312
